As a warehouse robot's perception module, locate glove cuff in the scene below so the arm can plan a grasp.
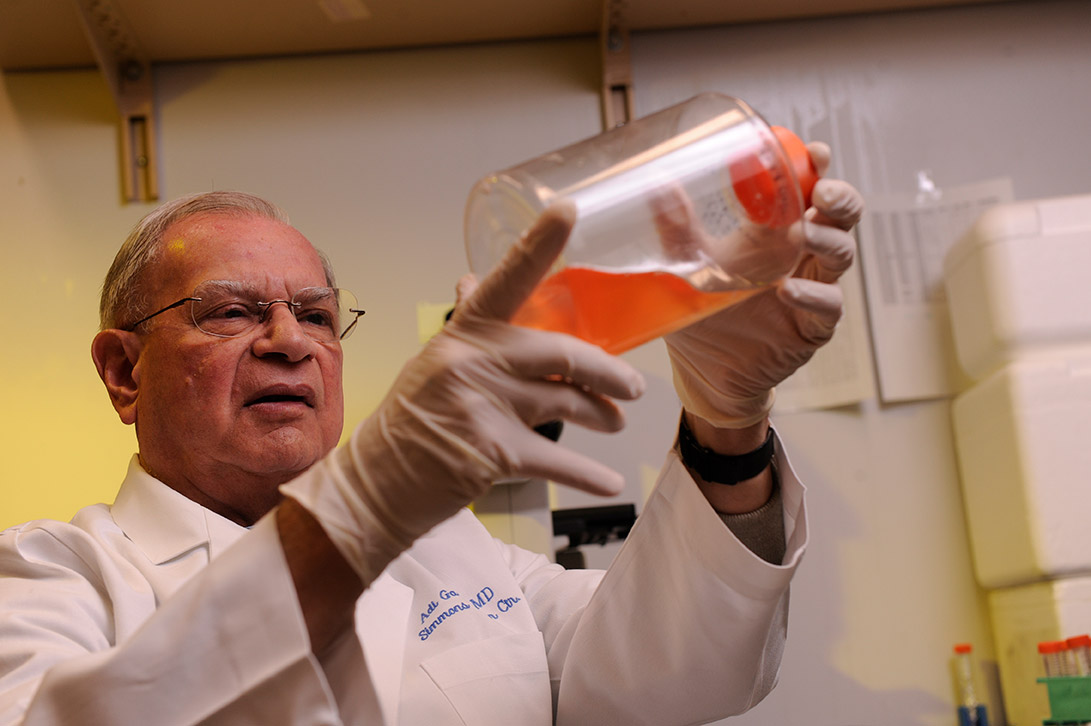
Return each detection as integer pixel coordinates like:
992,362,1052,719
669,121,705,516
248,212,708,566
671,366,776,428
279,443,413,586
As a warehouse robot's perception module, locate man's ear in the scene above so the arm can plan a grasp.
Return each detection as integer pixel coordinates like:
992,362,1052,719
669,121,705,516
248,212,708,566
91,329,143,425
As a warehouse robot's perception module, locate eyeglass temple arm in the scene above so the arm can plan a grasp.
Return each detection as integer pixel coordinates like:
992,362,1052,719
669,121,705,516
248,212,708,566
340,309,366,340
125,297,200,331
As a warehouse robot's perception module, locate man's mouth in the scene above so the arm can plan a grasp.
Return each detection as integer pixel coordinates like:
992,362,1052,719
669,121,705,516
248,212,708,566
245,385,316,408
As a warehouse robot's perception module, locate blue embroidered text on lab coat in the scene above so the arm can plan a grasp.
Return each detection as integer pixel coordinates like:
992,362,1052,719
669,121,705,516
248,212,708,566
418,600,472,641
419,589,461,624
417,586,526,640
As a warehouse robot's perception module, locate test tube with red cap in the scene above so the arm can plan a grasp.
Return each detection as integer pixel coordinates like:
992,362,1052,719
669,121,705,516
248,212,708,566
1067,635,1091,676
1039,640,1072,677
952,643,990,726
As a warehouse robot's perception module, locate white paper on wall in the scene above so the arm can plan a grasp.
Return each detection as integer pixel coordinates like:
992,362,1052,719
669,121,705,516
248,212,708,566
858,176,1014,402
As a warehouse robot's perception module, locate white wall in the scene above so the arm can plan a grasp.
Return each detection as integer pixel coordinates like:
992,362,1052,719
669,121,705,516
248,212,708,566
3,1,1090,723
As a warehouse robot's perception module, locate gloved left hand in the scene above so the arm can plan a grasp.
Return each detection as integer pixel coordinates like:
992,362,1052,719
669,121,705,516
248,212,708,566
282,201,646,584
663,142,864,429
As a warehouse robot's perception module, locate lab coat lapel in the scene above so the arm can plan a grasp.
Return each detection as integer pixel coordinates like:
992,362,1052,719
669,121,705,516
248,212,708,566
355,571,413,724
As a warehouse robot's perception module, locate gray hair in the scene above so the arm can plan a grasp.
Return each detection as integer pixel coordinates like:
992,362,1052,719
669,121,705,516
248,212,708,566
99,191,336,330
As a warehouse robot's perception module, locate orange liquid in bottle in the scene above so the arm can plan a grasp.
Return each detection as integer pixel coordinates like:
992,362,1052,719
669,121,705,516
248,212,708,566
512,266,759,355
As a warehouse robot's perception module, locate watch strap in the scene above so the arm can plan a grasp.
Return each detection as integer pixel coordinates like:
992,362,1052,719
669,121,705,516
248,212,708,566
677,415,775,485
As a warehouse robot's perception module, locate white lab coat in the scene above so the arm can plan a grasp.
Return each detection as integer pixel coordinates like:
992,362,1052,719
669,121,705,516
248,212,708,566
0,445,807,726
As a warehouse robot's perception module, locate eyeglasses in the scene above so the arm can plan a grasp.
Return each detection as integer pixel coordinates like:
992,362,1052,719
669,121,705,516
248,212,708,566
125,280,365,342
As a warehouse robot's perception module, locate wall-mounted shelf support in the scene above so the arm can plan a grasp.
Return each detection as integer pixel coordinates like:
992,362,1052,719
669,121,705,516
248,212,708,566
72,0,159,203
600,0,634,130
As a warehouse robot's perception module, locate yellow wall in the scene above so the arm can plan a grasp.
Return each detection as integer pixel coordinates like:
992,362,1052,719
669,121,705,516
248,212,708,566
2,71,149,525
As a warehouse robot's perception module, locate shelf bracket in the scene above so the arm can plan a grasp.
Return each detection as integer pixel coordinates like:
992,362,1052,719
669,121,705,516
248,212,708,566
600,0,634,130
72,0,159,202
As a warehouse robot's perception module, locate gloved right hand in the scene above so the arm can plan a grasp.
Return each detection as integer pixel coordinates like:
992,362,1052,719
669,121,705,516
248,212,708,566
282,202,646,584
656,143,862,428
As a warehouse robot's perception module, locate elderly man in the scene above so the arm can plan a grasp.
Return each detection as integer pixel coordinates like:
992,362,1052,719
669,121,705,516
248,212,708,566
0,146,861,725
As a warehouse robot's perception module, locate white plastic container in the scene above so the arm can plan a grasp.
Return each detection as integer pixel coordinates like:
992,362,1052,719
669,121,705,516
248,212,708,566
943,193,1091,382
464,93,817,354
951,349,1091,589
988,578,1091,726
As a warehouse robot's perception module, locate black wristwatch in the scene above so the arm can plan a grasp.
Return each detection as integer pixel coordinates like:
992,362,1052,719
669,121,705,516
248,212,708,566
677,415,775,485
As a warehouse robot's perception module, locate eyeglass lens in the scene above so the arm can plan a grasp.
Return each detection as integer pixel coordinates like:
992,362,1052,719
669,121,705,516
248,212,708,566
190,281,361,341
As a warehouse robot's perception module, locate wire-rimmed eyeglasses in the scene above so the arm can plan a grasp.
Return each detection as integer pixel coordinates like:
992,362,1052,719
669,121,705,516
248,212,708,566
124,280,365,342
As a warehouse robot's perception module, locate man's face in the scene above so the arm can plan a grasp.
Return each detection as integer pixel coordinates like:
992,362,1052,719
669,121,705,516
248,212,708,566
128,212,345,524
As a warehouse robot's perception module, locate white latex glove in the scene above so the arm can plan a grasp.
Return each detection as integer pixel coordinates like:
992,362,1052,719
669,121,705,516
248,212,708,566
663,142,864,428
282,202,646,583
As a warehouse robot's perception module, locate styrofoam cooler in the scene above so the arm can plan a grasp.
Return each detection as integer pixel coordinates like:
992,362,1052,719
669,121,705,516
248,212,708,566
946,194,1091,726
951,350,1091,589
989,577,1091,726
944,193,1091,381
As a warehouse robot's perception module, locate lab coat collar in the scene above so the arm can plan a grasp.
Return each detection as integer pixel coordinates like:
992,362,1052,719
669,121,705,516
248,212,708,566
111,455,247,565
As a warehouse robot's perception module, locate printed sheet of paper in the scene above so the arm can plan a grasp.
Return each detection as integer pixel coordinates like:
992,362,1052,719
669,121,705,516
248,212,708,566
858,177,1014,402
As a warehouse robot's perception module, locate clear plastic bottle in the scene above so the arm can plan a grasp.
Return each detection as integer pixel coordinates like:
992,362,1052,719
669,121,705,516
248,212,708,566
464,93,817,355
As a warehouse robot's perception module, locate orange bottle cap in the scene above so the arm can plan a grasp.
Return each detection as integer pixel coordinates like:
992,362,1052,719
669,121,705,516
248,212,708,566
1067,634,1091,648
953,643,973,654
1039,640,1068,653
728,125,817,228
772,126,818,207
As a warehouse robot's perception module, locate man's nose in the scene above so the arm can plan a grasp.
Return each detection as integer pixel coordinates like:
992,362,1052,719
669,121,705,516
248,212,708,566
252,302,316,360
